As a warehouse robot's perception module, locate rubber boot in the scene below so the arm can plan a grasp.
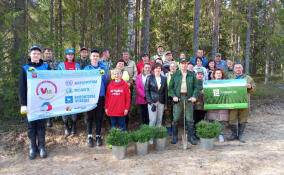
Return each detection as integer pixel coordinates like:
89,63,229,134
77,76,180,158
227,125,238,141
188,124,197,145
64,122,70,136
46,118,53,127
37,126,47,158
71,121,76,135
171,125,178,144
28,135,37,159
193,125,199,140
88,137,94,147
96,135,103,146
238,124,246,143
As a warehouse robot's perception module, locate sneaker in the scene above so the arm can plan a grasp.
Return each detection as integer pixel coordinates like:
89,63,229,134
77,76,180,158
96,136,103,146
88,137,94,147
218,135,225,143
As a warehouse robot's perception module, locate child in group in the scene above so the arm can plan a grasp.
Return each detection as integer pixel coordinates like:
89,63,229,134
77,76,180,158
105,68,131,131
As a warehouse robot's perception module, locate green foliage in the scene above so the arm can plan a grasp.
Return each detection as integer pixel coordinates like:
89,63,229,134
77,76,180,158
105,128,130,146
152,126,169,139
131,125,153,143
196,120,221,139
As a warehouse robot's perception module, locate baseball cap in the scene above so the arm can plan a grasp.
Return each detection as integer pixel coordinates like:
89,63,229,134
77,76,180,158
65,49,75,54
30,46,41,52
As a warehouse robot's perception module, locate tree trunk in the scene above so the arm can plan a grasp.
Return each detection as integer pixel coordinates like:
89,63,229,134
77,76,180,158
142,0,150,54
212,0,219,59
193,0,200,57
138,0,143,56
245,0,251,74
270,59,274,76
59,0,63,58
14,0,26,66
264,44,270,85
50,0,54,49
80,0,87,47
116,0,122,58
104,0,110,50
127,0,136,53
72,13,76,49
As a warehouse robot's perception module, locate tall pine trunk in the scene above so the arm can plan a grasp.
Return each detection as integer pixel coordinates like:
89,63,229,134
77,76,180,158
127,0,136,53
80,0,87,47
50,0,54,50
142,0,150,54
193,0,200,57
212,0,219,59
59,0,63,59
245,0,252,74
116,0,122,58
104,0,110,50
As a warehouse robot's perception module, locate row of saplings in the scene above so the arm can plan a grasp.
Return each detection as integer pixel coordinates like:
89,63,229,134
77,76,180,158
105,120,222,160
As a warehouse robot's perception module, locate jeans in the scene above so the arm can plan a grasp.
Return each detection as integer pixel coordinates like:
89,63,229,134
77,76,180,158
87,97,105,136
148,102,164,127
110,116,126,131
140,104,149,125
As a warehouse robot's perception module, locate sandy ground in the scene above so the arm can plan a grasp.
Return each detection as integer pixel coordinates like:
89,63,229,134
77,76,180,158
0,100,284,175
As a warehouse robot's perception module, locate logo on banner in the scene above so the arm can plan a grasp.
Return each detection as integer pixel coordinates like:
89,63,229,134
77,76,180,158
65,96,73,104
66,107,72,111
66,88,72,94
36,81,58,100
41,102,53,111
65,80,73,86
32,71,37,78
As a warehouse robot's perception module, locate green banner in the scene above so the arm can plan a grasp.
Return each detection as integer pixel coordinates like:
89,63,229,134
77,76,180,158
203,79,248,110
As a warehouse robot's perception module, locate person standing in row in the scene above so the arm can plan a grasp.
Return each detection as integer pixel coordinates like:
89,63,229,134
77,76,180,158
207,60,216,80
136,53,154,75
19,46,49,159
99,49,112,74
193,57,208,81
84,49,108,147
136,62,152,125
105,68,130,131
190,49,208,68
227,63,256,143
152,45,164,62
43,48,58,127
169,58,200,145
164,61,178,135
206,68,229,142
76,47,89,69
145,63,168,128
58,49,81,136
214,53,227,69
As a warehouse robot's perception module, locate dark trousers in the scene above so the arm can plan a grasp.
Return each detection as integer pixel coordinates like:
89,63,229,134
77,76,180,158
87,97,104,136
27,119,46,149
140,104,149,125
110,116,126,131
193,110,207,125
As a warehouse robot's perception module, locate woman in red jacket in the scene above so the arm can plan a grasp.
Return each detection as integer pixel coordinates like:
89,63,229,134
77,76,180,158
105,68,131,131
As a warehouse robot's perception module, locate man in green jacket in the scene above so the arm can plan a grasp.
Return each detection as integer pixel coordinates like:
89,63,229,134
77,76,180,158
227,62,256,143
169,58,200,145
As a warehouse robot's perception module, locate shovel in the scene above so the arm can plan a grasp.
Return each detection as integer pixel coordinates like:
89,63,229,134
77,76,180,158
181,100,188,150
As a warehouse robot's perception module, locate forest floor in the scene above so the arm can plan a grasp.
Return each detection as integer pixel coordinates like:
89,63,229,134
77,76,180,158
1,99,284,175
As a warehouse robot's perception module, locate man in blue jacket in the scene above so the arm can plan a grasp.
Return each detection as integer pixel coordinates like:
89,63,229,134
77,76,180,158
19,46,49,159
84,49,108,147
190,49,208,68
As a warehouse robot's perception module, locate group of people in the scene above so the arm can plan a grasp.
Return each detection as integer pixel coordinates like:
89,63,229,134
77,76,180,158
19,45,256,160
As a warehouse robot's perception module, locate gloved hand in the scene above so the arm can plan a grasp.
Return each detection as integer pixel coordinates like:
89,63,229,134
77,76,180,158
20,106,28,114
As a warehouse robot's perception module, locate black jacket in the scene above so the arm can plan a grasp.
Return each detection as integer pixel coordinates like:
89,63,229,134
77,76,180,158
145,74,168,107
19,59,49,105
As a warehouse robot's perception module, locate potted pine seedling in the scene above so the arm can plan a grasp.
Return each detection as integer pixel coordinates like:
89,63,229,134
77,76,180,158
131,125,153,156
196,120,221,150
153,126,169,151
105,128,130,160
